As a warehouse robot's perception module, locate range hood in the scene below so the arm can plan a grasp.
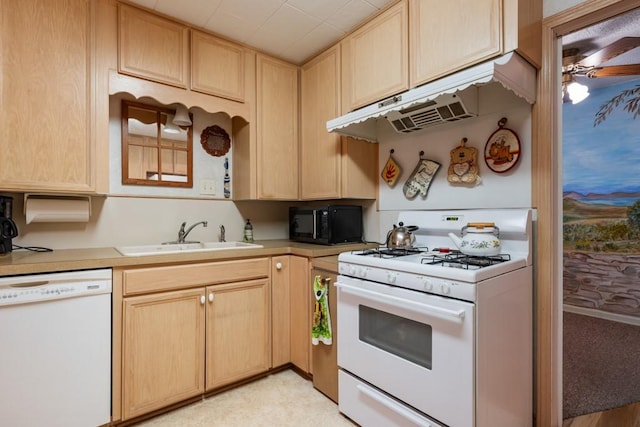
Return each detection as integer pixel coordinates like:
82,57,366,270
327,52,536,143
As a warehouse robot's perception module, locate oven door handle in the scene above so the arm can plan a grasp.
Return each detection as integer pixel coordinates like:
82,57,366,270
356,384,434,427
336,282,466,322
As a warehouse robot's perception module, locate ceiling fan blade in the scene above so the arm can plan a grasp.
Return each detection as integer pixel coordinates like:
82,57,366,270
577,37,640,68
590,64,640,77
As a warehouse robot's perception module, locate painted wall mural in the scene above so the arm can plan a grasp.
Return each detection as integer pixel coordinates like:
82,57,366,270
563,79,640,318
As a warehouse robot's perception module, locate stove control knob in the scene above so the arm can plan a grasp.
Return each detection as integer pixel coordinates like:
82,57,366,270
349,266,357,276
441,283,451,295
423,279,433,292
359,268,367,279
387,272,397,284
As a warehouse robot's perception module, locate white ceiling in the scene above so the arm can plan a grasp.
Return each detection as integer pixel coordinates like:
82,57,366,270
126,0,396,64
562,7,640,90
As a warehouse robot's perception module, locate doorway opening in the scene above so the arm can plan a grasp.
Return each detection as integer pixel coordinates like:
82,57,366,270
536,1,640,425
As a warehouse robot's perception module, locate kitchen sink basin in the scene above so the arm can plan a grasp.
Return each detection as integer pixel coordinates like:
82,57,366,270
116,241,263,257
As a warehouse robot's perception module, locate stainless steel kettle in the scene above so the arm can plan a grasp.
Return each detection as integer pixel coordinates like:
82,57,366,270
386,222,418,249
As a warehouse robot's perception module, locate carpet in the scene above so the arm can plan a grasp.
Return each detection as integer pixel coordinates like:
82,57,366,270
563,312,640,419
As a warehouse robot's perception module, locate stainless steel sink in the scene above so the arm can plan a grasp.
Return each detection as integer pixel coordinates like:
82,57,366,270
116,241,263,256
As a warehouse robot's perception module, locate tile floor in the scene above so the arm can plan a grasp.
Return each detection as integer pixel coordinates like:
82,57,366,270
135,370,355,426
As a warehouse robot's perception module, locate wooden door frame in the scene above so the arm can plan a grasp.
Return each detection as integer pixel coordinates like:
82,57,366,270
535,0,640,425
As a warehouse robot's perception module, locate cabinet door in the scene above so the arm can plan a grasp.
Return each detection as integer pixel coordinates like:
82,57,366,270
206,279,271,390
409,0,501,87
311,269,339,403
118,4,188,88
289,256,311,373
191,30,246,102
256,54,299,200
341,137,378,199
122,289,205,420
0,0,96,192
342,0,408,111
271,256,291,367
300,46,342,200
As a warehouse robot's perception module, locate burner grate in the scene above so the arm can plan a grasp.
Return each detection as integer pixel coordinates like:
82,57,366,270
421,253,511,269
356,247,428,258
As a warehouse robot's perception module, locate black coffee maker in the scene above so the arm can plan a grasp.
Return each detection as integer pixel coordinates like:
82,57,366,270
0,196,18,254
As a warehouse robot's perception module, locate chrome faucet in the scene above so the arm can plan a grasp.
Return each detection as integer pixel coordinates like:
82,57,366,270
177,221,208,243
219,225,226,242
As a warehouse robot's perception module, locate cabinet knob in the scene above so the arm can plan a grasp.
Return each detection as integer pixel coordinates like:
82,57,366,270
276,262,283,270
209,292,214,302
200,295,206,305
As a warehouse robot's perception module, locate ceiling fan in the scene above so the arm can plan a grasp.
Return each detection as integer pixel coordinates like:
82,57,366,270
562,37,640,103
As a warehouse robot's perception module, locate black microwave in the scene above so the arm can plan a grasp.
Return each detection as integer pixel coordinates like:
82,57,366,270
289,205,363,245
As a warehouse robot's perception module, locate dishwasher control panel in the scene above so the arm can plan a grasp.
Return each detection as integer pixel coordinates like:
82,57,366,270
0,269,112,306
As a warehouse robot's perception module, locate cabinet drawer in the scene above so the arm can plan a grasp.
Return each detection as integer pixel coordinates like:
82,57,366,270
123,258,270,295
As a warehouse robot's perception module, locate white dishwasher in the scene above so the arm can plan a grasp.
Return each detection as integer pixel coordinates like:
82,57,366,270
0,268,112,427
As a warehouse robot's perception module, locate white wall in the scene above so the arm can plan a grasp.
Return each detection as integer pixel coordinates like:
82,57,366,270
10,196,289,250
544,0,586,18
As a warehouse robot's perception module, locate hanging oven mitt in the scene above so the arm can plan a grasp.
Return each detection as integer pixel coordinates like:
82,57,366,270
312,275,332,345
403,152,440,200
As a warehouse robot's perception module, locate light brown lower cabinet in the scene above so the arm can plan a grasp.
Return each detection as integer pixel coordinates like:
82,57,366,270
272,255,313,372
289,256,312,374
117,259,271,422
271,256,292,368
205,279,271,389
122,288,205,420
311,267,339,403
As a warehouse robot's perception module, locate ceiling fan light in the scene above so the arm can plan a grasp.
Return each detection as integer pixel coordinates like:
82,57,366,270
173,104,192,126
567,80,590,104
164,115,181,134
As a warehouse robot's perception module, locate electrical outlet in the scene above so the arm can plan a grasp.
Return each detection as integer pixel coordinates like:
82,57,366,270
200,179,216,195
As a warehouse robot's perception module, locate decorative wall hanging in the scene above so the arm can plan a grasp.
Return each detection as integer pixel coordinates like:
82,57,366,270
484,117,521,173
403,151,440,200
200,124,230,157
381,149,402,187
447,137,480,185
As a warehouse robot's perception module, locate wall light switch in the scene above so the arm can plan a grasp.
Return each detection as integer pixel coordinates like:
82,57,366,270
200,179,216,195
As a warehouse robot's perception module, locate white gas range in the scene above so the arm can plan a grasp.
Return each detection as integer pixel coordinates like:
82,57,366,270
336,209,533,427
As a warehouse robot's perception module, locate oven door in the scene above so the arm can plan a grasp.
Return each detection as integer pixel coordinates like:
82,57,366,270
336,275,475,427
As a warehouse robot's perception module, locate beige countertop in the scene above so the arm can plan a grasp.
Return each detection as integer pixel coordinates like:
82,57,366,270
0,240,374,276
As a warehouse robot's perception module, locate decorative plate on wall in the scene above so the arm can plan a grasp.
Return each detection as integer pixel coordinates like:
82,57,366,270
200,125,230,157
484,117,521,173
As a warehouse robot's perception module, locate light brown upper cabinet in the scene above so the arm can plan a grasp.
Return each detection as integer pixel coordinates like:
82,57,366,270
300,45,377,200
341,0,408,112
118,4,189,88
0,0,102,193
409,0,541,87
255,54,299,200
191,30,246,103
121,101,193,188
300,46,342,199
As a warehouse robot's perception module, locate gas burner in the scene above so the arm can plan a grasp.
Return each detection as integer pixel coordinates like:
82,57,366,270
356,246,428,259
421,253,511,270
